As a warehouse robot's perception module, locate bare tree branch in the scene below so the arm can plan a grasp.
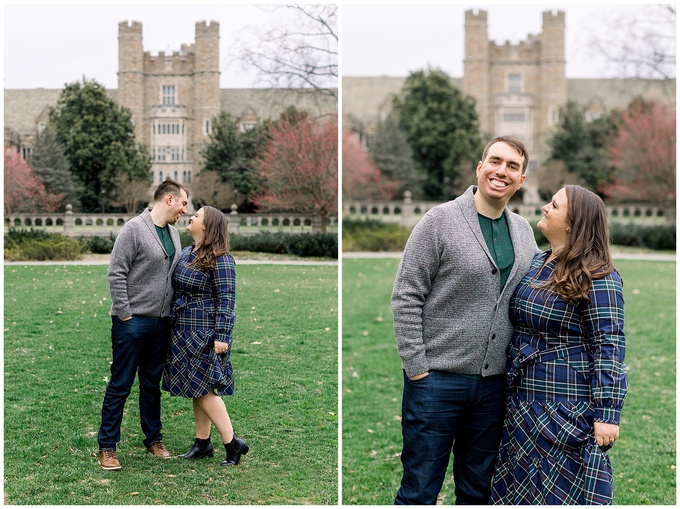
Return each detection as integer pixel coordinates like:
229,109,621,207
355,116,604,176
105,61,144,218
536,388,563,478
232,4,338,98
585,4,675,80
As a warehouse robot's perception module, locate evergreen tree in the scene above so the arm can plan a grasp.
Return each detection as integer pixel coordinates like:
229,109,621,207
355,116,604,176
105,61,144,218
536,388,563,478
368,113,421,199
49,78,151,211
392,68,484,201
27,125,81,210
200,111,265,210
547,101,618,196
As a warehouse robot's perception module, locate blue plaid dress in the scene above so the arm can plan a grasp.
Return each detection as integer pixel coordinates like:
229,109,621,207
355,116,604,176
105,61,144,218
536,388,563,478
490,252,627,505
162,247,236,398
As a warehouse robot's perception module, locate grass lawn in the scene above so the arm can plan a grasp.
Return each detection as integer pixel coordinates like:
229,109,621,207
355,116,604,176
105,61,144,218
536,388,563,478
341,257,676,505
4,263,338,505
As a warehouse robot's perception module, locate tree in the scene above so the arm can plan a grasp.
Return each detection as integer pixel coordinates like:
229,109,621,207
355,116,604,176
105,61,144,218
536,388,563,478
252,117,338,232
200,111,265,210
368,113,422,199
392,68,483,201
27,125,81,210
602,99,676,204
342,130,398,201
586,4,675,80
190,170,241,211
49,78,151,212
4,150,63,215
108,170,151,214
234,4,338,97
546,101,618,198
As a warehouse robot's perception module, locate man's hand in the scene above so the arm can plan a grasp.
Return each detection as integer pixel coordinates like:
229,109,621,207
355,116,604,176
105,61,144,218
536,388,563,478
409,372,430,381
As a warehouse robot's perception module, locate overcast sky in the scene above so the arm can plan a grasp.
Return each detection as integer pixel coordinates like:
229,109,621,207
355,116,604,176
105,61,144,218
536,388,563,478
3,3,301,89
342,3,673,79
3,2,674,91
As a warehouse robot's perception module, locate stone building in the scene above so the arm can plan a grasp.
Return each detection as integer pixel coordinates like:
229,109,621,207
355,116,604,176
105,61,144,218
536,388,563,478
5,20,337,200
342,9,675,203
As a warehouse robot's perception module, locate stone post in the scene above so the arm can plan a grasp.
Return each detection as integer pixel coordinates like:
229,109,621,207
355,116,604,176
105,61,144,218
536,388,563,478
64,204,75,237
401,191,415,228
229,204,239,234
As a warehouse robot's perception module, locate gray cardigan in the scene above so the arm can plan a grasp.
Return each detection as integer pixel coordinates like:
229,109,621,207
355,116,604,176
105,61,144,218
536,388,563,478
392,186,540,378
108,209,182,319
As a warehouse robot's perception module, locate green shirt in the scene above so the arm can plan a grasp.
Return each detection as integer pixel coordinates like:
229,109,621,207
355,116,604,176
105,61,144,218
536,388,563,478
477,213,514,291
155,224,175,266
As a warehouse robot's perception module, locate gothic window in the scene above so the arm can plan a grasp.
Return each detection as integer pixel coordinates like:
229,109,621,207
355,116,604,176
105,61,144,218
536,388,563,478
503,109,527,123
162,85,176,105
204,119,211,135
239,122,257,132
507,73,521,95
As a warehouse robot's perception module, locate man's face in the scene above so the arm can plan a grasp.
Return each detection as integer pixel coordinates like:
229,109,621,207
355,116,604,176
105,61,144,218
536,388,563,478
167,190,188,224
475,141,526,204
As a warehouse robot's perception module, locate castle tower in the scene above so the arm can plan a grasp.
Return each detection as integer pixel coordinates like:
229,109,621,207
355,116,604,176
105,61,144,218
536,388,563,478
537,11,567,161
115,20,222,208
118,21,145,143
192,21,221,167
462,9,567,203
462,10,491,133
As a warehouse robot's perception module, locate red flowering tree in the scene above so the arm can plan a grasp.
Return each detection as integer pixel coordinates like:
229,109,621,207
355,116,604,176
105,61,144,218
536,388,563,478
342,130,399,201
252,117,338,232
4,149,63,215
602,99,676,203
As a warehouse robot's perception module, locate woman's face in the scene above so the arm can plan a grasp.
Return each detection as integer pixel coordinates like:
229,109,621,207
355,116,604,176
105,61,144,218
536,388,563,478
537,188,570,246
187,207,206,241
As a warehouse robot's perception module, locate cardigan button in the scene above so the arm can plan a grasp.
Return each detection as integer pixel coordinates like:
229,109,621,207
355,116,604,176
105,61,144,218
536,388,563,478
491,268,498,274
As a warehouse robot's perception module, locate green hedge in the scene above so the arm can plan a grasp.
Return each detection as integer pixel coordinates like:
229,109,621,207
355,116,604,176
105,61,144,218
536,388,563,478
342,219,676,252
182,230,337,258
610,223,676,250
4,228,87,261
342,219,412,252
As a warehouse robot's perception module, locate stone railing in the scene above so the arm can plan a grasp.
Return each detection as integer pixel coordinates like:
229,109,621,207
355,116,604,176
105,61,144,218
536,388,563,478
4,205,338,238
343,192,675,227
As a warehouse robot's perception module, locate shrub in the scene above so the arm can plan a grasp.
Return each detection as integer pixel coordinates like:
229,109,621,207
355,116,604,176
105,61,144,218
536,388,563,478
82,234,116,254
232,232,337,258
4,234,87,261
182,230,337,258
4,228,52,249
342,219,412,252
610,223,676,250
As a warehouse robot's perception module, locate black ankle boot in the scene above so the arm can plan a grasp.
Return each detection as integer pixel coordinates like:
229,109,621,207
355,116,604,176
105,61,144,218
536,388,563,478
178,437,214,459
220,435,249,466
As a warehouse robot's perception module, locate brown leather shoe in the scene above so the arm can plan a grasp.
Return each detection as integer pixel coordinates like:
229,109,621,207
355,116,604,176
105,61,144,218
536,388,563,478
98,450,121,470
146,441,171,458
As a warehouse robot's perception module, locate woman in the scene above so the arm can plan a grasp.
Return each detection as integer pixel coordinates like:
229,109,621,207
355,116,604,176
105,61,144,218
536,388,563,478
490,185,627,504
162,206,249,466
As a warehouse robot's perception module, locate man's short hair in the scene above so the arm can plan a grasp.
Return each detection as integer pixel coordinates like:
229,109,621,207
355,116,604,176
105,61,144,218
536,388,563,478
153,178,188,202
481,136,529,174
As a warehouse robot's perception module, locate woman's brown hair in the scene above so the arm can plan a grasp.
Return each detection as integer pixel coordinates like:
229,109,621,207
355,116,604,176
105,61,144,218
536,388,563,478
192,206,231,271
549,185,615,302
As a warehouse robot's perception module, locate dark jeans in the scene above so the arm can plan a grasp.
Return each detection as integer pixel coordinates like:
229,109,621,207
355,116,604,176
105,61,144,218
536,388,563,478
98,315,171,450
395,371,506,505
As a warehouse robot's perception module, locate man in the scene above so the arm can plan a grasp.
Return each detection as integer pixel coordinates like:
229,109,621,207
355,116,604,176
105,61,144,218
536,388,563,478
98,179,189,470
392,136,540,504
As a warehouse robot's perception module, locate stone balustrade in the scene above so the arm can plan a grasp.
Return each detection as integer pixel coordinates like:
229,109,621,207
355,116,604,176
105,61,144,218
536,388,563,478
5,205,338,238
343,192,675,227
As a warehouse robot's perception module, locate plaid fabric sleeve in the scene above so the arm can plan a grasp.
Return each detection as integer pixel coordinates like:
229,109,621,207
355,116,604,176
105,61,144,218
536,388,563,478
212,254,236,346
582,271,627,424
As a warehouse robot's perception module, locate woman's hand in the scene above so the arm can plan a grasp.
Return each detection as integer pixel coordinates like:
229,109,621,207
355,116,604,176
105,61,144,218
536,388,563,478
594,421,619,447
214,341,229,355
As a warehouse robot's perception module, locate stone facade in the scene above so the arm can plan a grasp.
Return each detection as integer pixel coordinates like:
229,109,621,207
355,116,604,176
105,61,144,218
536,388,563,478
342,9,675,203
118,20,225,188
